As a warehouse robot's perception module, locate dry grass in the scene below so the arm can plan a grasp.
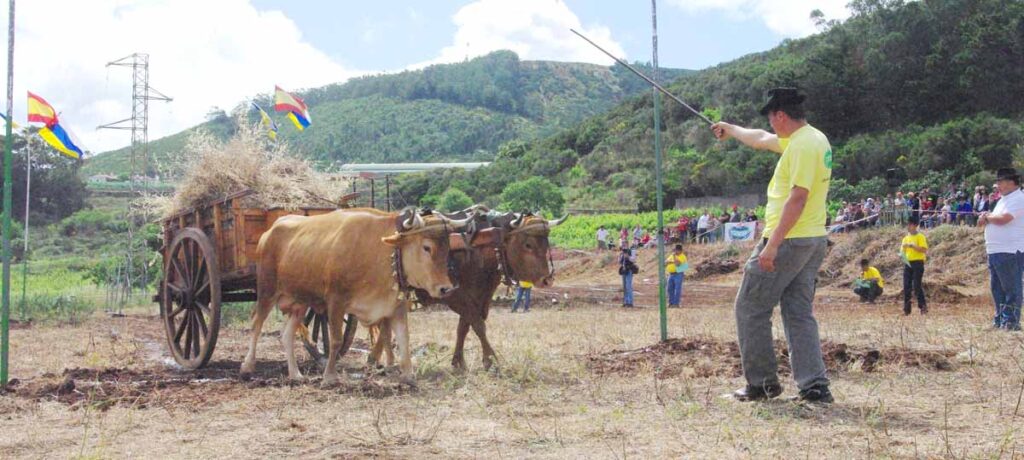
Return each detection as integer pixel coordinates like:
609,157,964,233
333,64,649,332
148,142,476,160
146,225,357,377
145,120,348,217
2,271,1022,458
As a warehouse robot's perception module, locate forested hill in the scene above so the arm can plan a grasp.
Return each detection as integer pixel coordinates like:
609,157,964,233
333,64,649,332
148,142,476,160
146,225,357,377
82,51,690,176
399,0,1024,212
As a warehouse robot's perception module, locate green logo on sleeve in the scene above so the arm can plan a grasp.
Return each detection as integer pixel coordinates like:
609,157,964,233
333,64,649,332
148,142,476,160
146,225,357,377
824,149,833,169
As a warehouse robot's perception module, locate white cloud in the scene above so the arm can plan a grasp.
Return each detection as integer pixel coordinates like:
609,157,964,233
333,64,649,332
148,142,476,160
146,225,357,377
667,0,851,37
1,0,361,154
417,0,625,68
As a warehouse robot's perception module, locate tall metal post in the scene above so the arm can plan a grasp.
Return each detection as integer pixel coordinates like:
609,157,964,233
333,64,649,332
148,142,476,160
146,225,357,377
652,0,668,341
385,175,391,212
98,53,171,312
2,0,16,386
19,129,28,320
370,179,376,209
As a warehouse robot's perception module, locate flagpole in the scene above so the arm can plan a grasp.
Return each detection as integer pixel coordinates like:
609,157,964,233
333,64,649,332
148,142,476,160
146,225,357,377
19,130,29,321
2,0,17,387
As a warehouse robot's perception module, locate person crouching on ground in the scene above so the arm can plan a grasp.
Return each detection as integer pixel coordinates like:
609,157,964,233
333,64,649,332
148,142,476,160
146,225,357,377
511,279,533,313
901,218,928,315
665,244,688,308
978,167,1024,331
712,87,834,404
619,246,639,308
854,258,884,303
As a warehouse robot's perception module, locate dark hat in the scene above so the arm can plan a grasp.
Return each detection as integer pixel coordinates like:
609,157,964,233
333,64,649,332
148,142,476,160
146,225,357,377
759,87,806,115
996,167,1020,182
907,216,920,226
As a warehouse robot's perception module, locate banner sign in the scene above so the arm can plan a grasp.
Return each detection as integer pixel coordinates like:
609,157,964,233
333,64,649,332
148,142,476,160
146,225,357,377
724,222,756,242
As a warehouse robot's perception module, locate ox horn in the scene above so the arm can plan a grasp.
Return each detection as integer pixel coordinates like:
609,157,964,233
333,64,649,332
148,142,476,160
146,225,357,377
403,211,425,230
547,214,569,227
510,213,527,228
437,214,473,230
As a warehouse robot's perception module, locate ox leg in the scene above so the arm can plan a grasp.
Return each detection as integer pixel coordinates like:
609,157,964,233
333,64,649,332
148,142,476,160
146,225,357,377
282,311,304,380
392,302,415,383
451,316,470,370
240,296,275,375
323,303,347,385
368,321,394,368
471,319,497,371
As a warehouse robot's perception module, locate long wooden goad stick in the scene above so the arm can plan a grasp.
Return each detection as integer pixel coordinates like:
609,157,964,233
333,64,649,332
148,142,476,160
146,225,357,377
570,28,714,126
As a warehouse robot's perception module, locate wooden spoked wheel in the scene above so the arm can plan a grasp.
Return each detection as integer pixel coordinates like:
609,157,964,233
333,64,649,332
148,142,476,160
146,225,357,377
302,309,358,362
161,228,221,370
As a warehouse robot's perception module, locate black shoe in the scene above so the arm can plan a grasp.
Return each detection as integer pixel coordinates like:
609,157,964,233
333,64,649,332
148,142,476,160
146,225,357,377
794,385,834,404
732,382,783,402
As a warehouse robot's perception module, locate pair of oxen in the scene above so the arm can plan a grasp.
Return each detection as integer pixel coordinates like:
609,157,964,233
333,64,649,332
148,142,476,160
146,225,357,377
239,205,566,384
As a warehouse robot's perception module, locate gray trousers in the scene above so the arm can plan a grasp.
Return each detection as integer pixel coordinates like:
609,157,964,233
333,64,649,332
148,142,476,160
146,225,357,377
735,237,830,391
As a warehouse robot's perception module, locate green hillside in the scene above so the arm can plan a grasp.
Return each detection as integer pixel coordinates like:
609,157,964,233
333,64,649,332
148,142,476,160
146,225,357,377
83,51,691,175
398,0,1024,211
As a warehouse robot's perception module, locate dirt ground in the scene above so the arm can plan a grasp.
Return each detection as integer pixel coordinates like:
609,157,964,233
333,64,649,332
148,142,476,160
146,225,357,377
2,243,1024,458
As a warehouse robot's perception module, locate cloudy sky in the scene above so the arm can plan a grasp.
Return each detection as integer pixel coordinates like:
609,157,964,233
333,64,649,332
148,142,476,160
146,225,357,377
0,0,850,154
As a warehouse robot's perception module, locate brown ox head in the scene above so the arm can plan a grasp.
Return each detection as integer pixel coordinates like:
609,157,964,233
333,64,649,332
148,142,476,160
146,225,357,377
500,213,568,288
381,210,469,298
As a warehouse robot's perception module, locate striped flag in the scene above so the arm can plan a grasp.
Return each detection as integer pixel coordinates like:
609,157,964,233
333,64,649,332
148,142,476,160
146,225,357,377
250,102,278,140
27,91,85,159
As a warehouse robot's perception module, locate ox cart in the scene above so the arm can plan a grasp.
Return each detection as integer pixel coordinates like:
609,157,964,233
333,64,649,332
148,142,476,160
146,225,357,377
155,189,359,370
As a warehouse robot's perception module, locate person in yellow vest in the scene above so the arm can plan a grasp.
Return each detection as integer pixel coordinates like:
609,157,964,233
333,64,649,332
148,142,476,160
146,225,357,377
712,87,833,403
511,279,533,313
854,258,884,303
665,244,688,308
901,217,928,315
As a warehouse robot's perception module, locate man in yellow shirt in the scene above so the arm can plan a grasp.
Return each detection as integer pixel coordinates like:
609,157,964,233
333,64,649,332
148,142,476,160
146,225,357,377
712,87,833,404
901,218,928,315
854,258,884,303
511,280,533,313
665,244,688,308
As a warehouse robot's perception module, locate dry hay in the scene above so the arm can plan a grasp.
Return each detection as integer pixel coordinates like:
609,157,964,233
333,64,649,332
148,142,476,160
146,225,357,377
690,258,741,280
144,120,347,218
586,337,956,380
818,225,988,301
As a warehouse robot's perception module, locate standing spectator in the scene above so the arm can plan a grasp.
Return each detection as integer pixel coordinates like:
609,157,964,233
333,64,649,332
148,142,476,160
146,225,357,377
978,168,1024,331
619,227,629,249
901,218,929,315
664,244,688,308
939,199,953,225
707,216,721,243
596,225,609,250
511,280,533,313
745,209,758,222
676,215,690,243
632,224,643,246
957,198,972,226
697,211,710,244
854,258,884,303
908,192,921,222
894,192,907,225
619,247,638,308
730,205,742,222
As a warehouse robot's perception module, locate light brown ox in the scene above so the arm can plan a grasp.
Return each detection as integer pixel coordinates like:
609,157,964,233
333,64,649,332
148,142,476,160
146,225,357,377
239,208,465,383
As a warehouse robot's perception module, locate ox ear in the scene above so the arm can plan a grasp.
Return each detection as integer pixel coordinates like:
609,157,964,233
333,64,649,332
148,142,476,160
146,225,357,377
381,233,402,246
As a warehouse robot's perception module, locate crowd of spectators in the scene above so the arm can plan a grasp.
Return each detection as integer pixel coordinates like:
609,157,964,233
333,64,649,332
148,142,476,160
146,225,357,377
831,181,1008,232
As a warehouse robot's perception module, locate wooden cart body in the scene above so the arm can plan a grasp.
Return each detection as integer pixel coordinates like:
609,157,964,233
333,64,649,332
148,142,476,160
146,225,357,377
157,190,356,369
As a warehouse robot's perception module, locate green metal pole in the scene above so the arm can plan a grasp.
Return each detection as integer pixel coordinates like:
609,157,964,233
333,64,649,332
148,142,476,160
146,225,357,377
19,131,28,322
652,0,667,342
1,0,14,387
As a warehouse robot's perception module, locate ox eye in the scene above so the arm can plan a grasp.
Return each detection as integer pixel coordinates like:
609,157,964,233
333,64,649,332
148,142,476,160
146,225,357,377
525,243,534,250
423,245,431,253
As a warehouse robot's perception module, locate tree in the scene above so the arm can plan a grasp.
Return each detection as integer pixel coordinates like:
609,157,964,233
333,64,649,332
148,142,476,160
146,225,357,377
500,176,564,215
437,187,474,212
0,130,88,225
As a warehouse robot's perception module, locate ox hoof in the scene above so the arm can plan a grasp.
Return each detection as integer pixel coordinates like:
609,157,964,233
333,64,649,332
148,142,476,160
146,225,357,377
240,361,256,375
321,373,342,386
287,373,306,383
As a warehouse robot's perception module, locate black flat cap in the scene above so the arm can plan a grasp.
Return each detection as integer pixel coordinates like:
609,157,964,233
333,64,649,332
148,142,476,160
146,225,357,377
759,87,806,115
996,167,1020,182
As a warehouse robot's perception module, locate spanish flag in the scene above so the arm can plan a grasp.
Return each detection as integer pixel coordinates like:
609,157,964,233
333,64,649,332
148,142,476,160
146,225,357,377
273,85,311,131
250,102,278,140
27,92,58,127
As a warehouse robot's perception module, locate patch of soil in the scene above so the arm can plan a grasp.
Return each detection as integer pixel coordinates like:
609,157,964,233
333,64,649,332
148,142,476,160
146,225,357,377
690,259,741,280
586,337,956,380
7,360,413,411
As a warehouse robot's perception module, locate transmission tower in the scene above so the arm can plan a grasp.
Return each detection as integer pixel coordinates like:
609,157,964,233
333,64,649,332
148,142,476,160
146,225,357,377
98,53,172,312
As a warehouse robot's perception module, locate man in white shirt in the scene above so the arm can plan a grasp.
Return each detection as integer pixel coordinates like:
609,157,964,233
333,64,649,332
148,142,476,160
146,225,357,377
978,168,1024,331
696,211,710,243
596,226,609,250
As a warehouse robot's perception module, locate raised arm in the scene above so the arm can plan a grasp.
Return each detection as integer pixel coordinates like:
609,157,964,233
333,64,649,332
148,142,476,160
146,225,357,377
712,122,782,153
